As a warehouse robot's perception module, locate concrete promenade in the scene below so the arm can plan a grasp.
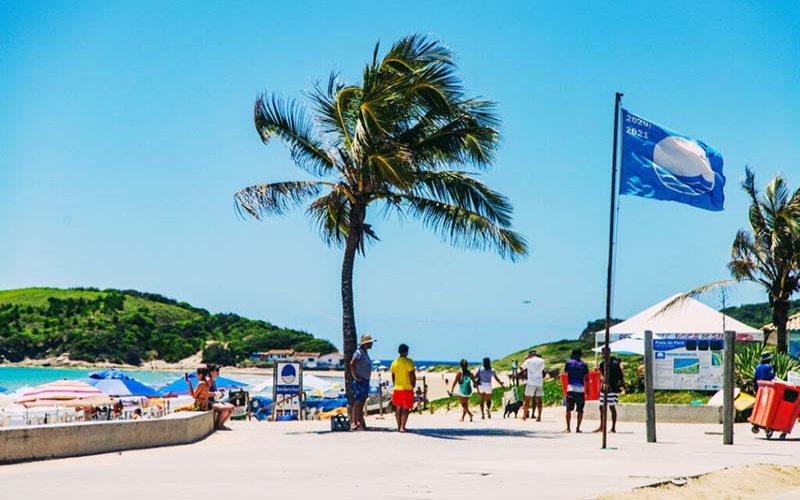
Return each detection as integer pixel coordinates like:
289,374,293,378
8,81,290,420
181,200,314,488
1,407,798,500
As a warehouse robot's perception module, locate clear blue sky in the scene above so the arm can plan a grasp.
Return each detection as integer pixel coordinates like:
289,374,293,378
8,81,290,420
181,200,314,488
2,2,798,362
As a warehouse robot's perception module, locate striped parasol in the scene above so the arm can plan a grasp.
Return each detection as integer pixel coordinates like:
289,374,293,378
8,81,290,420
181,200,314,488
15,379,113,408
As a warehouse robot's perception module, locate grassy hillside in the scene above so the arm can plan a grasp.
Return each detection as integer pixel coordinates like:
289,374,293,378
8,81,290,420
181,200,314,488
0,287,337,366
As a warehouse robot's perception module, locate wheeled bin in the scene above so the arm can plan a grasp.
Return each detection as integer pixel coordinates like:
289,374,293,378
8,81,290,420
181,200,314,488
749,381,800,440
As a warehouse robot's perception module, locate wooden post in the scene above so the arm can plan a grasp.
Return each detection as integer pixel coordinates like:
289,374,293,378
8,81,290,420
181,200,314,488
723,330,735,445
644,330,656,443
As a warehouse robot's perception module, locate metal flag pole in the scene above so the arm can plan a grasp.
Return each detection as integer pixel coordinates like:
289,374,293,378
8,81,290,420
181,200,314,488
602,92,623,450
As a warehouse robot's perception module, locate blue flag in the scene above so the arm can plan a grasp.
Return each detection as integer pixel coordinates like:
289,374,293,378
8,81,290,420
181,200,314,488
620,109,725,211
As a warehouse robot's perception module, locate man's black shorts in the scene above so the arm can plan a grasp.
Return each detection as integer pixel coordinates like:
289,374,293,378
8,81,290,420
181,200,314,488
566,391,585,413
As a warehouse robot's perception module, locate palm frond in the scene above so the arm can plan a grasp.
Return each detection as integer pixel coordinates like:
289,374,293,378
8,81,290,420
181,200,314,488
409,171,513,226
254,94,338,177
404,197,527,261
234,181,328,219
654,280,738,317
306,187,350,247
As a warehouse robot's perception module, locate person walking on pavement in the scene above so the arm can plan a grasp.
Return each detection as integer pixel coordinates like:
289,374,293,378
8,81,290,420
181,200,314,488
390,343,416,432
450,359,477,422
349,334,375,430
476,357,506,419
593,346,625,433
519,350,545,421
564,348,589,433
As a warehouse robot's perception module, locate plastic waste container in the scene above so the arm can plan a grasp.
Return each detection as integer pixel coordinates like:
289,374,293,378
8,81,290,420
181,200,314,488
749,381,800,439
587,370,601,401
559,370,600,400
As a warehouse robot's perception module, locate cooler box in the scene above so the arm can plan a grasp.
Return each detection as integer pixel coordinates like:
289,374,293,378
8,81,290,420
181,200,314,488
750,381,800,434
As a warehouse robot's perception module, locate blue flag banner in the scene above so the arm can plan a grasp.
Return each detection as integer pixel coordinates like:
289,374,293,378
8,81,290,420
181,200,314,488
620,109,725,211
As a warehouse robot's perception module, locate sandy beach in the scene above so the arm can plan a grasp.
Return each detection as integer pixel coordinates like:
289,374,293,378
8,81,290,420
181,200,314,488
2,408,800,499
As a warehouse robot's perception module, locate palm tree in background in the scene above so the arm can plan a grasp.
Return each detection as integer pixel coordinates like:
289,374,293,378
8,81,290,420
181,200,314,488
729,167,800,353
234,35,528,402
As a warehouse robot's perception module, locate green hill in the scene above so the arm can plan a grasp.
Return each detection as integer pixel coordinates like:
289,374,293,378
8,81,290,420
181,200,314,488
0,287,337,366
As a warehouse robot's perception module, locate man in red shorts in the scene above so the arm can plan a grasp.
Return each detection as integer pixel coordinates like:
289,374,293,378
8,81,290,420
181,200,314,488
390,343,416,432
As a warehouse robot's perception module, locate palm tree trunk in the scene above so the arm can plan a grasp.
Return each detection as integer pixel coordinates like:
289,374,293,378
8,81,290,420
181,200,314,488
774,299,789,353
341,203,365,413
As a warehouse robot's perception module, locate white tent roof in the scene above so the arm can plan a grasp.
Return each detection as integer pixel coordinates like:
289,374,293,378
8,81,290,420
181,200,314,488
595,294,763,341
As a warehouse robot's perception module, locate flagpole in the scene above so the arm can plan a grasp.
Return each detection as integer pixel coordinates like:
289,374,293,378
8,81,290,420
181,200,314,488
602,92,623,450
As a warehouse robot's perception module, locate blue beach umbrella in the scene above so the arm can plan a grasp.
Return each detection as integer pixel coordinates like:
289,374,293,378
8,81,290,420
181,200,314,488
0,386,7,393
158,372,248,396
78,369,161,398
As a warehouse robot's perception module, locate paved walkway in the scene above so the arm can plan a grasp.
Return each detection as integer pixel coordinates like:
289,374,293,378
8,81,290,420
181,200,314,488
1,407,799,500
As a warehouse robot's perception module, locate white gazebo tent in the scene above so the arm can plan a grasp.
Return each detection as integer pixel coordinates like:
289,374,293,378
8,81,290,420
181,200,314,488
594,294,763,355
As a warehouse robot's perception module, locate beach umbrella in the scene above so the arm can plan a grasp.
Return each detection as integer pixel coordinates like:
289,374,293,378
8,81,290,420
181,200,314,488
77,369,161,398
158,372,248,396
15,379,112,408
0,385,7,393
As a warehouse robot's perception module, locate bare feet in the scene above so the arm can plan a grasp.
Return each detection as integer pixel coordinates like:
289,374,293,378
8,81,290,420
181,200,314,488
536,418,541,422
487,412,491,419
562,429,571,433
575,429,582,433
592,427,602,433
610,428,616,433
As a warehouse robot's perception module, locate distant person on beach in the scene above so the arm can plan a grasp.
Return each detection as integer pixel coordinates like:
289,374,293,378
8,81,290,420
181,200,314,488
208,364,235,430
754,351,775,388
511,359,519,386
349,334,375,430
520,350,545,421
476,357,506,419
132,408,143,420
450,359,477,422
593,347,625,433
563,348,589,433
389,343,416,432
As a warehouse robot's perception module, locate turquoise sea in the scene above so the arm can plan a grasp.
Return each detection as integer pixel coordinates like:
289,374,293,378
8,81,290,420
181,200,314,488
0,366,187,393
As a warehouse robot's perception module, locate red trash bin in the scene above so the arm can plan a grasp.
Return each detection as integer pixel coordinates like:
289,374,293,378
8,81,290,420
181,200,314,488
587,370,601,401
559,370,600,400
750,381,800,438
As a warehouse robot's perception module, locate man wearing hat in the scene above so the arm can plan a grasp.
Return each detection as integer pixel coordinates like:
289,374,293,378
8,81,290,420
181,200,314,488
754,351,775,388
349,334,375,430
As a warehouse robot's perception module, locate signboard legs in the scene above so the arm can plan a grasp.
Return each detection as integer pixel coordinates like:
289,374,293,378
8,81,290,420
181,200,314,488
644,330,656,443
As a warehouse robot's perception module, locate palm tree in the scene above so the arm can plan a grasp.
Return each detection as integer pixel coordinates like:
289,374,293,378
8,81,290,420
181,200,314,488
234,35,528,402
662,168,800,353
729,167,800,353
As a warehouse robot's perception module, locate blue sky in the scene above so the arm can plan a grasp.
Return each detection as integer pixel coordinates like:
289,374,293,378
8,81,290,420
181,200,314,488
1,2,798,362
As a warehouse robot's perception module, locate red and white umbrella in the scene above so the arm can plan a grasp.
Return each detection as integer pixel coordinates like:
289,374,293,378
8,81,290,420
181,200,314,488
15,379,112,408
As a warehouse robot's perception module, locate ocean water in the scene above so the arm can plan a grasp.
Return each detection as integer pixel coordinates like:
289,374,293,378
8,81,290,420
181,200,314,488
0,360,465,394
0,366,187,393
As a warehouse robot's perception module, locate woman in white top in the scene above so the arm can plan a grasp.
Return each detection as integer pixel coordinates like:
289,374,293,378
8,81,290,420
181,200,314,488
475,357,505,419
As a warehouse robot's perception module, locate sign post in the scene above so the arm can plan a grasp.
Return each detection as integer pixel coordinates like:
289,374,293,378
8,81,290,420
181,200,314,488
273,362,303,420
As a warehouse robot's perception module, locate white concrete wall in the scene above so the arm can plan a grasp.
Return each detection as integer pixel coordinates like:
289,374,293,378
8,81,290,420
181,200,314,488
583,401,722,424
0,411,215,464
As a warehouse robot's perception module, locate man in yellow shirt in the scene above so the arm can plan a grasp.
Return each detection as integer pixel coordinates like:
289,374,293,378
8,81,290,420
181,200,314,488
390,343,416,432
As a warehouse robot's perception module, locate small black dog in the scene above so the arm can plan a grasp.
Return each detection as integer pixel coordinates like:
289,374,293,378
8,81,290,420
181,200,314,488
503,401,523,418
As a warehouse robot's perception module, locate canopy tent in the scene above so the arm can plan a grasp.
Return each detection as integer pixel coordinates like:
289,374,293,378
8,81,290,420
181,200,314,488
249,373,341,396
158,373,248,397
78,369,161,398
14,379,113,408
594,294,763,354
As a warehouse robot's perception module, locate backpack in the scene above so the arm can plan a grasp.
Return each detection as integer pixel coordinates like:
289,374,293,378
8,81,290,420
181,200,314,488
460,373,472,396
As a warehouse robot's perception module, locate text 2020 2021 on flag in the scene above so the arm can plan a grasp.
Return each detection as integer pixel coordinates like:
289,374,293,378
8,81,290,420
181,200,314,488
619,109,725,211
